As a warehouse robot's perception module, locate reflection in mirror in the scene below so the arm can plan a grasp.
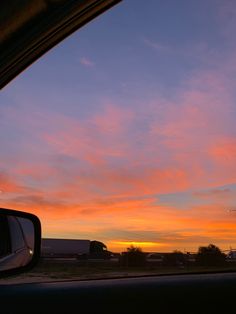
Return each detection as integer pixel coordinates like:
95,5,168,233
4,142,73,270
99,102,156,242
0,214,34,271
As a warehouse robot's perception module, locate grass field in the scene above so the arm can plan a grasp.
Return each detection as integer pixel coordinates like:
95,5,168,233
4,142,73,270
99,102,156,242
1,258,236,285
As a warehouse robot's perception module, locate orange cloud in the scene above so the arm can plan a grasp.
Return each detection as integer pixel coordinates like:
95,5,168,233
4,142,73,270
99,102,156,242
2,186,236,252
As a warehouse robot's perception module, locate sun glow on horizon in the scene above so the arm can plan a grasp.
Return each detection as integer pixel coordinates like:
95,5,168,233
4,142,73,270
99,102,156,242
108,241,168,252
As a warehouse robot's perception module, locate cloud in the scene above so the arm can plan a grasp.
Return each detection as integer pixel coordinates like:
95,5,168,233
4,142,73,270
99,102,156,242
2,182,236,252
143,38,170,52
1,60,236,228
80,57,94,67
0,172,18,193
193,188,232,199
1,5,236,253
92,104,134,134
42,103,134,163
3,50,236,199
209,137,236,165
0,171,26,193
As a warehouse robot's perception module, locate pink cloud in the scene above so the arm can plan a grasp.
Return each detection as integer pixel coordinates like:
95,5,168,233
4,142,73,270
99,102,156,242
210,137,236,164
43,103,134,162
92,104,134,134
4,59,234,207
0,171,24,193
80,57,94,67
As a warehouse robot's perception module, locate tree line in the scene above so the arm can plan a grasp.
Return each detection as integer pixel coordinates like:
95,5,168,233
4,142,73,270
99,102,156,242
119,244,227,267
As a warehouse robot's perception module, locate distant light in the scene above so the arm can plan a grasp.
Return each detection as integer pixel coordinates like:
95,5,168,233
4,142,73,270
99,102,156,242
29,249,33,255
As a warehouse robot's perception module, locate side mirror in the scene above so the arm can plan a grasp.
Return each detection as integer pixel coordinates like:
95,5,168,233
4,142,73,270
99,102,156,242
0,208,41,277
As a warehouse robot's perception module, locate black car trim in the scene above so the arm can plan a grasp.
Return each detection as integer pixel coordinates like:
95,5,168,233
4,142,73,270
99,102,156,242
0,0,122,89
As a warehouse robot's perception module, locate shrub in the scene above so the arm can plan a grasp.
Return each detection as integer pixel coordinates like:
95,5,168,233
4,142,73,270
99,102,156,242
196,244,226,266
119,246,146,267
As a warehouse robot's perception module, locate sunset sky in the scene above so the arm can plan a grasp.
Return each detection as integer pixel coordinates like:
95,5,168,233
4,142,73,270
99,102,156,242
1,0,236,252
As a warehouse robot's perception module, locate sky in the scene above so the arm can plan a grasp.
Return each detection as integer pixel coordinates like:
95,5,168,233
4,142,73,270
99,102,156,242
1,0,236,252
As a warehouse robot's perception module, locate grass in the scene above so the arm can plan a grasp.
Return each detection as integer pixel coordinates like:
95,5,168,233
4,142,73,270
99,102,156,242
1,259,236,284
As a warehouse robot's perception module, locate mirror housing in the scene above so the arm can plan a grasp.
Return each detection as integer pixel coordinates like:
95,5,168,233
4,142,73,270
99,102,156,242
0,208,41,277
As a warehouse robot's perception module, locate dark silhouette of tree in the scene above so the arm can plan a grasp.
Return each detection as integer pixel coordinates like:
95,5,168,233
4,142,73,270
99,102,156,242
162,250,186,267
196,244,226,266
127,245,142,254
120,245,146,267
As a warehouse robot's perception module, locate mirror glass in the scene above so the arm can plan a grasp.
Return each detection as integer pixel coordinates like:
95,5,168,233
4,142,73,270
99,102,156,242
0,214,35,271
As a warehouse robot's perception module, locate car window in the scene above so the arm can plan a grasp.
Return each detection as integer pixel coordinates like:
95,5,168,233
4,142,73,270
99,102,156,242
1,0,236,284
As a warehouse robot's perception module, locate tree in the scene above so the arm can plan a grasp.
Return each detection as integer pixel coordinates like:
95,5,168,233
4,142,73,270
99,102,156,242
196,244,226,266
127,245,143,254
120,245,146,267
